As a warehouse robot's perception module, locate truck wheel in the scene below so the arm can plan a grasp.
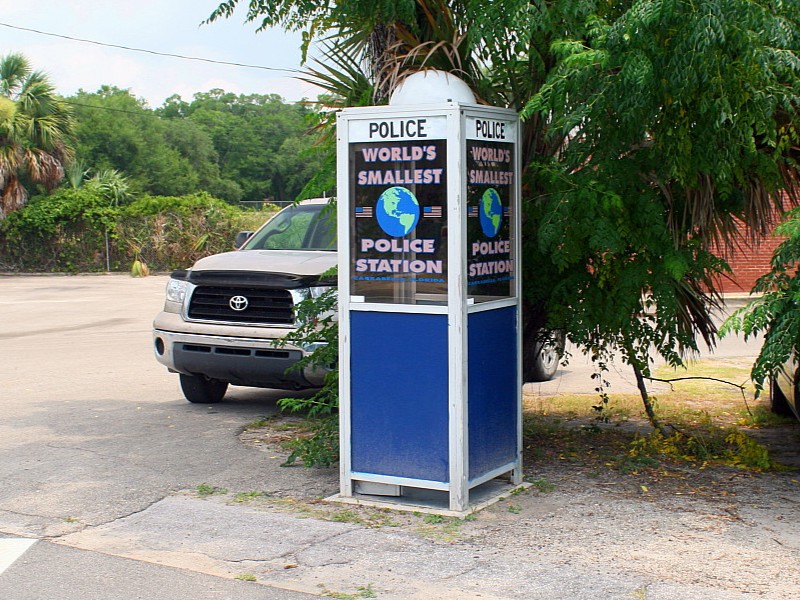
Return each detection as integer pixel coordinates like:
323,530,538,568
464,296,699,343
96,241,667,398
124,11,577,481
179,374,228,404
530,330,564,382
769,376,794,416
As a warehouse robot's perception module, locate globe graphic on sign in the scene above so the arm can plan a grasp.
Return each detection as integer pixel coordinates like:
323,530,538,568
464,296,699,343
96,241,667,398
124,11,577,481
480,188,503,238
376,186,420,237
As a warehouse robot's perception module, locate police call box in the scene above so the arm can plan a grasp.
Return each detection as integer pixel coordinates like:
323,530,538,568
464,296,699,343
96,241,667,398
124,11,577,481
336,96,522,514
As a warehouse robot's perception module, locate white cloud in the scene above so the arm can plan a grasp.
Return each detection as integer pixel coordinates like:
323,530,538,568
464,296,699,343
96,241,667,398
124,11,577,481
0,0,317,106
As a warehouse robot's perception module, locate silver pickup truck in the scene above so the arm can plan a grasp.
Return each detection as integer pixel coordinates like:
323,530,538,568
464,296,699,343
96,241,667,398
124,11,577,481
153,197,561,403
153,198,337,403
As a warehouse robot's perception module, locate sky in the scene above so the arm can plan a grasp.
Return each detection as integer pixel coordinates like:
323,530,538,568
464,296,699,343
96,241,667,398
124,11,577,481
0,0,317,107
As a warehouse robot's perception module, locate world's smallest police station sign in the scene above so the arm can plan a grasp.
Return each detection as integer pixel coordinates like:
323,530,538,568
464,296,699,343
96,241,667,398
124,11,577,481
348,113,516,304
465,115,516,300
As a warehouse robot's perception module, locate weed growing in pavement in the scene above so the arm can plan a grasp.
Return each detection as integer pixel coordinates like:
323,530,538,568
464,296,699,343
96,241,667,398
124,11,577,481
235,573,257,582
244,415,277,429
267,500,401,528
319,583,377,599
280,414,339,468
415,514,465,541
329,509,363,524
195,484,228,496
233,491,268,503
527,477,556,493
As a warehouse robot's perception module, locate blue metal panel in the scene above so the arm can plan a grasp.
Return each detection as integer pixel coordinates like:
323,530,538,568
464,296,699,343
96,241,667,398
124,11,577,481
468,307,518,480
350,312,450,482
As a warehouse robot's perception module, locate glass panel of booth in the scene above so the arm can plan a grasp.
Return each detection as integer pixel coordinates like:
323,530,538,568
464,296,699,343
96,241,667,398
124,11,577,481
348,136,449,305
465,115,517,304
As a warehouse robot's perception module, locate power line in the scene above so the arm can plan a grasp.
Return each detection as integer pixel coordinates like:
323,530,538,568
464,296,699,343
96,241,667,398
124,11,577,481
63,100,165,117
0,21,299,75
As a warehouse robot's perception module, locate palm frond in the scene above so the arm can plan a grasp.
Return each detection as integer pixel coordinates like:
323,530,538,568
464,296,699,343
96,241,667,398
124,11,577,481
297,42,374,109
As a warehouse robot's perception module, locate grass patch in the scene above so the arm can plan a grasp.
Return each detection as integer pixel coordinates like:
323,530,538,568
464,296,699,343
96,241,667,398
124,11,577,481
195,484,228,497
233,491,268,503
526,477,557,493
523,357,788,480
329,509,363,524
319,583,377,599
263,499,402,528
413,513,466,541
527,358,760,427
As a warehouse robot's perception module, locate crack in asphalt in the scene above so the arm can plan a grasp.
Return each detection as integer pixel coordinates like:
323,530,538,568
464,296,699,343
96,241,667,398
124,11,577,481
38,496,171,541
0,318,136,340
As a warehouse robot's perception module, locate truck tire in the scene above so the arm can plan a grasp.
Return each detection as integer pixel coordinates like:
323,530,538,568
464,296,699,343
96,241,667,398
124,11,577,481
529,330,565,382
180,374,228,404
769,376,794,416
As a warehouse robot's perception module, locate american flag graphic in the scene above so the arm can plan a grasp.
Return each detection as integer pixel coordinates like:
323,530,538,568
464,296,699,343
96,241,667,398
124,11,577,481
423,206,443,218
468,206,479,217
355,206,374,218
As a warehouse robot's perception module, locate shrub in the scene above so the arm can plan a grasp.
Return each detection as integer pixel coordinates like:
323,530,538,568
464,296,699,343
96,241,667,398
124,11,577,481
118,193,276,271
0,190,277,272
0,188,116,272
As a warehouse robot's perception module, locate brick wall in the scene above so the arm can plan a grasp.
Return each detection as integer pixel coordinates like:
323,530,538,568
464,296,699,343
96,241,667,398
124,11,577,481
713,193,791,294
718,234,783,293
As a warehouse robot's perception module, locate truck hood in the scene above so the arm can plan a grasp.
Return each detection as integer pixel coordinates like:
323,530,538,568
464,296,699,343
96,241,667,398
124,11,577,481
192,249,338,278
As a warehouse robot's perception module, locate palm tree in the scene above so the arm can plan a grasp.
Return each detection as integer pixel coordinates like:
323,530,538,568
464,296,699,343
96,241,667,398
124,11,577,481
0,53,75,218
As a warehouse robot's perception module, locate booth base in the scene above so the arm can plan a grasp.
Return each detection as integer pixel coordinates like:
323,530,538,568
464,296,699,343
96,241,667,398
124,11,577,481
326,479,531,518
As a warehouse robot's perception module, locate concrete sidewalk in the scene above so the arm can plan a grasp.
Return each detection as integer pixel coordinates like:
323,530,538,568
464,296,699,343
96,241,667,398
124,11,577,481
48,490,782,600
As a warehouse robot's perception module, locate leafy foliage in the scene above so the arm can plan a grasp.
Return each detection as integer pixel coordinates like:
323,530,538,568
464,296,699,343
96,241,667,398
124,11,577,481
162,89,327,203
277,271,340,467
70,87,328,204
119,193,277,271
0,187,114,272
722,206,800,394
0,190,276,272
525,0,800,244
629,427,774,471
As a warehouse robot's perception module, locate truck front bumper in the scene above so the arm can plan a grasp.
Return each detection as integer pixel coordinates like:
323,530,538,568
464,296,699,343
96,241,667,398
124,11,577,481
153,315,327,390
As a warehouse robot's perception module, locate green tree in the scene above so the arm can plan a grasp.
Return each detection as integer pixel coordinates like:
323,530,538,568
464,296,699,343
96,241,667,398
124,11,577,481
0,53,75,217
70,87,240,201
163,89,326,203
211,0,800,430
520,0,800,427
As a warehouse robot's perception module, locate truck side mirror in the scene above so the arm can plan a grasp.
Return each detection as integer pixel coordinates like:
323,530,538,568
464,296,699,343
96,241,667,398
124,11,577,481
234,231,254,249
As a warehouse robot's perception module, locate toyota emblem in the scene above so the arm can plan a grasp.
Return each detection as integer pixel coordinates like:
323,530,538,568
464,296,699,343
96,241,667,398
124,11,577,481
229,295,249,311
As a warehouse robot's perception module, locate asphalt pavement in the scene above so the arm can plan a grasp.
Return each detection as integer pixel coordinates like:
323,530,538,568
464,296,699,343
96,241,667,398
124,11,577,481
0,274,780,600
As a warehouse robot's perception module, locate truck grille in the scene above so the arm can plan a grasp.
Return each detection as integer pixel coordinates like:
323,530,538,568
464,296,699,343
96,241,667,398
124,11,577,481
187,286,294,324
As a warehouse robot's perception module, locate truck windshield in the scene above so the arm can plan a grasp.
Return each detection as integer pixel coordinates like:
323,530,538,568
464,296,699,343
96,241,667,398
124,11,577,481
242,203,337,251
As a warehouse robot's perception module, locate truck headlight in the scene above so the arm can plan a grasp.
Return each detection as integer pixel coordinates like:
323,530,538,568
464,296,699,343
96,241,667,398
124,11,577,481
309,286,336,299
290,286,337,303
166,278,188,304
